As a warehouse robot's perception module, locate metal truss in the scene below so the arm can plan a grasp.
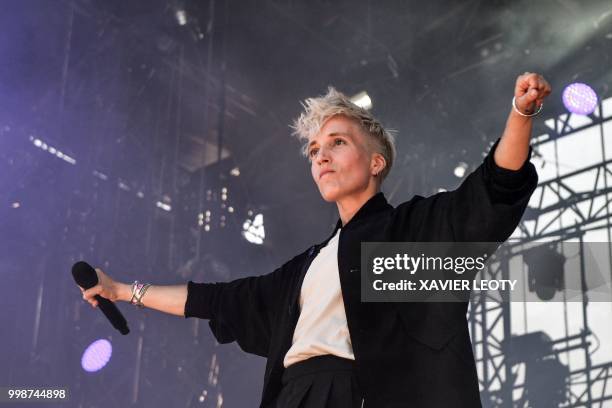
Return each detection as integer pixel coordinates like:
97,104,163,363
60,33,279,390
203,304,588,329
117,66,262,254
519,159,612,242
470,105,612,407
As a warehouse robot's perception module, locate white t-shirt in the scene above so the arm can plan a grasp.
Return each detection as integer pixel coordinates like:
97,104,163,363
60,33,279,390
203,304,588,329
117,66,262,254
283,228,354,368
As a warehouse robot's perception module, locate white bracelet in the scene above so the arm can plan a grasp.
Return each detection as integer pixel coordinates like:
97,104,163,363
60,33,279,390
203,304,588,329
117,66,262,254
512,96,543,117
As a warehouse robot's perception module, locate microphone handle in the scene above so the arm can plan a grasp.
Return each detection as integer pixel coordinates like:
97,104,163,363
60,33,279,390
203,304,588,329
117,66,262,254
94,294,129,335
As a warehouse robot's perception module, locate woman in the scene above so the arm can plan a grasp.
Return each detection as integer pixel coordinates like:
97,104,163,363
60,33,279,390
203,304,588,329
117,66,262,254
80,73,551,407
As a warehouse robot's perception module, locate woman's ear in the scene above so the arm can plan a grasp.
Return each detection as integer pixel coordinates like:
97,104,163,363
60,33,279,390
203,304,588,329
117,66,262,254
371,153,386,177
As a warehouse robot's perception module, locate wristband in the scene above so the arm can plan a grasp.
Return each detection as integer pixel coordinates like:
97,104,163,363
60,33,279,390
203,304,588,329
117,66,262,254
130,280,152,308
512,96,543,117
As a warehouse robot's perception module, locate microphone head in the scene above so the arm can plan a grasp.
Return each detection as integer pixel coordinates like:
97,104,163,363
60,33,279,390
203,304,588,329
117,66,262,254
72,261,98,289
71,261,130,335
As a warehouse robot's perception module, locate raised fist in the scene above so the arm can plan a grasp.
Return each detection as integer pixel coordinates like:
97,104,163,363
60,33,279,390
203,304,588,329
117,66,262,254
514,72,552,115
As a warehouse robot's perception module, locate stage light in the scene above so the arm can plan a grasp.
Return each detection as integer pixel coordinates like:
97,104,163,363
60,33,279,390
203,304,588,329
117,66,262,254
350,91,372,110
198,389,208,403
175,9,187,26
524,245,565,301
230,167,240,177
501,331,569,407
525,357,569,407
156,201,172,212
562,83,598,115
30,136,77,165
198,211,212,228
11,202,20,209
93,170,108,181
242,213,265,245
61,154,77,165
453,162,468,178
81,339,112,373
502,331,553,365
228,206,234,213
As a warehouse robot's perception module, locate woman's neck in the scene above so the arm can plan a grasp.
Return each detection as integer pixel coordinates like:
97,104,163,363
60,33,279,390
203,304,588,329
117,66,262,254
336,189,379,226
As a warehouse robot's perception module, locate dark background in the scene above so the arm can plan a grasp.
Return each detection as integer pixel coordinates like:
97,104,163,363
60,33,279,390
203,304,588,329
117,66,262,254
1,0,611,406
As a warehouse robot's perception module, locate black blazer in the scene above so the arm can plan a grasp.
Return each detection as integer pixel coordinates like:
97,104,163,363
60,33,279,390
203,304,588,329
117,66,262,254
184,138,538,407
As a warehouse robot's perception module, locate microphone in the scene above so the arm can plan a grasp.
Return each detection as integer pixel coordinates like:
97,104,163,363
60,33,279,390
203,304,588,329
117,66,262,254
71,261,130,335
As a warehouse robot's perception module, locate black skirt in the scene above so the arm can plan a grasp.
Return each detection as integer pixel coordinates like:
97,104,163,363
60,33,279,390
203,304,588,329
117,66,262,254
274,355,364,408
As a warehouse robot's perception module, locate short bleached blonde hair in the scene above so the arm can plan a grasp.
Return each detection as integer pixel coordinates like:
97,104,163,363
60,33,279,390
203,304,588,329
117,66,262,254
291,87,396,181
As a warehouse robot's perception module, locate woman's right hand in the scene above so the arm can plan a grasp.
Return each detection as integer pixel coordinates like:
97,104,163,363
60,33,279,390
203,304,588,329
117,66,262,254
78,268,126,308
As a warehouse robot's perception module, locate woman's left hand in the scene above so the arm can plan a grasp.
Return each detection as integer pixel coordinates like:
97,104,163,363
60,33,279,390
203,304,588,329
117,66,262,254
513,72,552,115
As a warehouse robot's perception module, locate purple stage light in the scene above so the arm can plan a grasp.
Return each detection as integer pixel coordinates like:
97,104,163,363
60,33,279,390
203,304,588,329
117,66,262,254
562,83,598,115
81,339,112,372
